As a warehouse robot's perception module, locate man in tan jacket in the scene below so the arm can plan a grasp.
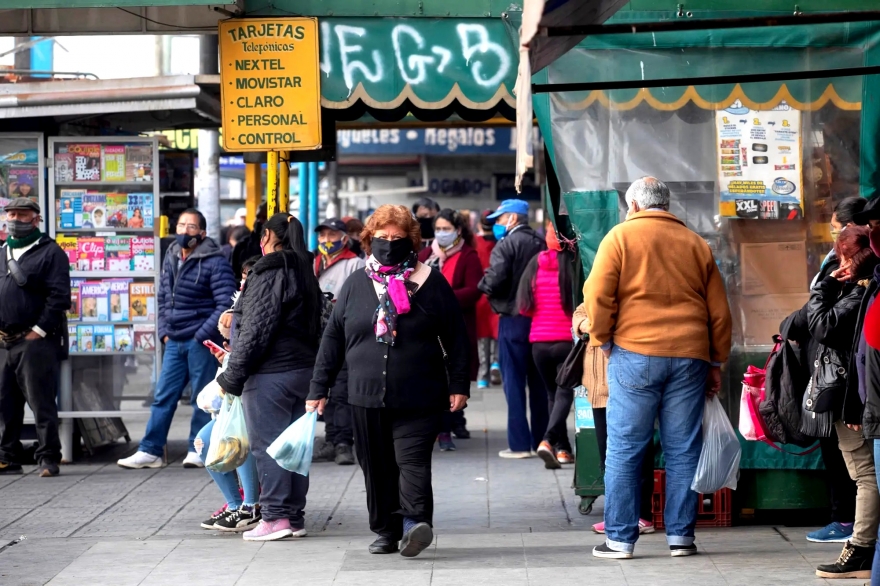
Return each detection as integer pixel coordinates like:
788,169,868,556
585,177,732,560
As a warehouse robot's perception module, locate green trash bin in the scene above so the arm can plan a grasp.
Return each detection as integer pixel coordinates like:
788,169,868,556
573,389,604,515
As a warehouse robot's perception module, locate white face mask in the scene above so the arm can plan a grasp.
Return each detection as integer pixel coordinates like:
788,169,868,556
434,230,458,248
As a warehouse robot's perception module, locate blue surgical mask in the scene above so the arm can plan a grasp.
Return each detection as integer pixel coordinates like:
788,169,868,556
434,230,458,248
492,223,508,240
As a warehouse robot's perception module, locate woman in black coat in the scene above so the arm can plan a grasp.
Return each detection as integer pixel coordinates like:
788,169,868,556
308,204,470,558
807,225,880,579
217,213,324,543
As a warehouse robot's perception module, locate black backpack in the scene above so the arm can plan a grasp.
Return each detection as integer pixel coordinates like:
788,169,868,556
758,319,815,447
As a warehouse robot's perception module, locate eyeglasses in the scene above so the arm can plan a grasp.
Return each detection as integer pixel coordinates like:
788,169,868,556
176,223,200,231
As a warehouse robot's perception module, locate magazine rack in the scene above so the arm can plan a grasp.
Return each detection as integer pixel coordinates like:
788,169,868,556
48,136,161,461
0,132,47,235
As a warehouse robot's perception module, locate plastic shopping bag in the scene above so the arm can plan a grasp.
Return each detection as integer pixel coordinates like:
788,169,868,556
205,394,250,473
691,396,741,494
267,411,317,476
196,354,230,415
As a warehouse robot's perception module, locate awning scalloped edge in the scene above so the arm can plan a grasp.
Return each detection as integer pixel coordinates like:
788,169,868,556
321,82,516,111
551,83,861,112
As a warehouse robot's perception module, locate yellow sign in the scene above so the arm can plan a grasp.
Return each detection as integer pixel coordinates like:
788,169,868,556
219,18,322,152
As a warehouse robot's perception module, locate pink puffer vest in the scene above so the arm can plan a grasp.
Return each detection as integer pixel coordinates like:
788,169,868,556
528,250,572,343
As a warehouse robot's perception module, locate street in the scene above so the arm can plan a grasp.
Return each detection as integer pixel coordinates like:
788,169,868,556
0,386,858,585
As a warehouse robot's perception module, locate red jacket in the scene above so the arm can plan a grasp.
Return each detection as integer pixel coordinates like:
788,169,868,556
440,243,482,381
474,236,498,340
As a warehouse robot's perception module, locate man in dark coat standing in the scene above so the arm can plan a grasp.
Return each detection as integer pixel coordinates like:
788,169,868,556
0,198,70,477
478,199,547,459
118,209,236,470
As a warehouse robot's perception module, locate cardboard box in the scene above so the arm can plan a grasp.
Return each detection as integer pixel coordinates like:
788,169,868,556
734,293,809,346
729,219,807,244
740,241,808,295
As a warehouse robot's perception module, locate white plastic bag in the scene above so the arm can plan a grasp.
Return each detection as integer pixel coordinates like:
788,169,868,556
691,396,741,493
205,394,250,473
267,411,317,476
196,354,229,415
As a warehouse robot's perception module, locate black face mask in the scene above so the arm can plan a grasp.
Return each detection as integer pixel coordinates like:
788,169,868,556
371,237,413,267
417,217,434,240
8,220,36,239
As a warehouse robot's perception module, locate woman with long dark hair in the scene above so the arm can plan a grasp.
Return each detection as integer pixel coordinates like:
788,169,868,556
217,213,324,542
426,209,483,450
516,224,576,469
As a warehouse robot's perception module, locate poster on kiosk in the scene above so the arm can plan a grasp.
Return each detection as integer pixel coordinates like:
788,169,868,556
716,100,803,220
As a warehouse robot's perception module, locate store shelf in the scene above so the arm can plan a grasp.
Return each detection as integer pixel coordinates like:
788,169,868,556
69,351,155,356
69,270,155,278
56,228,155,234
56,181,153,187
160,192,192,197
68,320,153,326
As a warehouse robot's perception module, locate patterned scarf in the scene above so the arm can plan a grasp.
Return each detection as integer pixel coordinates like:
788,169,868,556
365,252,419,345
428,236,464,269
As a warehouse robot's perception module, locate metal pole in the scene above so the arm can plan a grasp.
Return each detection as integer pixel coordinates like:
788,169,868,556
298,162,309,226
267,151,279,217
245,162,262,229
308,162,319,250
198,130,221,239
279,152,290,213
59,361,73,463
326,161,339,219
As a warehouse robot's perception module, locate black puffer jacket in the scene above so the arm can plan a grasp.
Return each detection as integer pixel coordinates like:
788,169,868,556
217,250,322,396
478,224,545,316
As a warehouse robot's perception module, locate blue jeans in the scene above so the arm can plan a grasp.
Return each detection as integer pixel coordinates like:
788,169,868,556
139,338,214,457
604,347,708,553
195,419,260,508
497,315,549,452
872,439,880,586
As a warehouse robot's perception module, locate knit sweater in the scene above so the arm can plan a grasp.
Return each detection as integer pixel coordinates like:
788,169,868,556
523,250,572,343
583,211,732,364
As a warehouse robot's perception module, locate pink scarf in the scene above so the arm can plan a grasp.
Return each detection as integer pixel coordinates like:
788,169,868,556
429,237,464,269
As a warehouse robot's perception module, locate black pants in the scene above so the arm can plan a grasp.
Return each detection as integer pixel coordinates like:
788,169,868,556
0,337,61,464
352,405,442,539
241,368,311,524
820,427,857,523
325,364,353,447
594,407,655,520
531,342,574,452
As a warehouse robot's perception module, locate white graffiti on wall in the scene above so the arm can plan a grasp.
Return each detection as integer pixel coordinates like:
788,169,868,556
321,21,511,94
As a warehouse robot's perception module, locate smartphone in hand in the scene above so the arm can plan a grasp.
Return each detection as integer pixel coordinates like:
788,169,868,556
203,340,228,354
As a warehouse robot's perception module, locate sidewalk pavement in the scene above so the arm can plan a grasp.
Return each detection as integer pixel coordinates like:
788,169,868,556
0,386,863,585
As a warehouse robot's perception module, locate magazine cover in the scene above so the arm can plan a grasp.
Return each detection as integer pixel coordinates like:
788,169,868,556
131,236,155,271
59,189,84,229
77,237,105,271
68,144,102,182
68,324,78,353
108,279,131,321
125,144,153,182
102,145,126,182
106,193,129,228
68,278,86,321
77,325,95,352
105,236,132,272
127,194,153,228
129,281,156,321
80,281,110,321
8,166,39,200
114,326,133,351
93,325,114,351
55,153,75,183
56,235,78,270
134,324,156,351
81,192,107,229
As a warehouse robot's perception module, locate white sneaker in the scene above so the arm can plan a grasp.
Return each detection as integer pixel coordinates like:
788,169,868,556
117,451,162,469
183,452,204,468
498,449,535,459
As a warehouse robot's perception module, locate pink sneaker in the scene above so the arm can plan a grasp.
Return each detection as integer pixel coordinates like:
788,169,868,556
591,519,655,535
243,518,305,542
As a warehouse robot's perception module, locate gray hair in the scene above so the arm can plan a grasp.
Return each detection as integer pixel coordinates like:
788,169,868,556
625,177,670,211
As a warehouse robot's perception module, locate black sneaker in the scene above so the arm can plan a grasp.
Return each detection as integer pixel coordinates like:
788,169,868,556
592,543,633,559
38,460,59,478
816,541,873,579
369,536,399,554
215,505,261,533
313,440,336,462
0,461,22,475
399,522,433,558
200,506,232,530
335,444,355,466
451,424,471,439
670,544,698,557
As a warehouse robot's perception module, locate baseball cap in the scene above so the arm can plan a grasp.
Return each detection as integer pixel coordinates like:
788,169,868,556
315,218,347,233
4,197,40,214
854,195,880,225
487,199,529,220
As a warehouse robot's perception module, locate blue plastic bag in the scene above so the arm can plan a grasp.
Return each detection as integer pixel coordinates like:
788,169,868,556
267,411,317,476
205,395,250,473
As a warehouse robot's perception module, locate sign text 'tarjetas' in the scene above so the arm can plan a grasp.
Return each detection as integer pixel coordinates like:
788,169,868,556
219,18,322,152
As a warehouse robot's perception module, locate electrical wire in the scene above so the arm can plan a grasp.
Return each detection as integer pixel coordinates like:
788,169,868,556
116,7,221,30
